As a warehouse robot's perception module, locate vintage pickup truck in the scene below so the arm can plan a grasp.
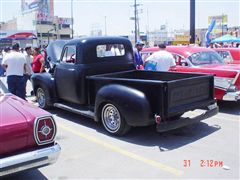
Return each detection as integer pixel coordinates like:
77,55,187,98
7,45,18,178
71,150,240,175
31,37,218,136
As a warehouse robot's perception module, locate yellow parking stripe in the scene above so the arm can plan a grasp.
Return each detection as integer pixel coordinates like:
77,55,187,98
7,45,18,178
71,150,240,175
58,124,184,176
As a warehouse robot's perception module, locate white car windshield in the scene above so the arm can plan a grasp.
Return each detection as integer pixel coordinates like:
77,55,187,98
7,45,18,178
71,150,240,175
187,51,224,66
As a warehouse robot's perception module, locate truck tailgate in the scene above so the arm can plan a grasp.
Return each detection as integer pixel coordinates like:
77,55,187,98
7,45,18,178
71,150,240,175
165,75,214,117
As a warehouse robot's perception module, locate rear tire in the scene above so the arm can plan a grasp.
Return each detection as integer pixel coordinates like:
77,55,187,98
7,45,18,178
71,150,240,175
101,103,130,136
36,87,51,109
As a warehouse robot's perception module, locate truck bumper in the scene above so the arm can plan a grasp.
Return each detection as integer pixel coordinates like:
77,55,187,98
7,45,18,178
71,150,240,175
156,104,218,133
0,143,61,176
222,91,240,101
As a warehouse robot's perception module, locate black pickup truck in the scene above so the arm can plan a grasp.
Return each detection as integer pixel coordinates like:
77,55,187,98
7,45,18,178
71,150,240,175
32,37,218,136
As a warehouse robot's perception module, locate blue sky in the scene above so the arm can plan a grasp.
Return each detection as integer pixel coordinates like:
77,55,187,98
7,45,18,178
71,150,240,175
0,0,239,36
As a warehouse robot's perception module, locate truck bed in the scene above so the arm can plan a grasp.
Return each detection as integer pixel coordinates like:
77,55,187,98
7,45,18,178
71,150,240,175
88,70,215,120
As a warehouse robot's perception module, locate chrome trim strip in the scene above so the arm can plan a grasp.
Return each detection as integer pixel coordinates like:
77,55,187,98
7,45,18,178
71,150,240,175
54,103,94,119
0,144,61,176
232,70,240,85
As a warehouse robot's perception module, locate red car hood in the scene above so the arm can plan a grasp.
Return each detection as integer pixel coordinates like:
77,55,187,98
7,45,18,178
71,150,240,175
0,95,51,155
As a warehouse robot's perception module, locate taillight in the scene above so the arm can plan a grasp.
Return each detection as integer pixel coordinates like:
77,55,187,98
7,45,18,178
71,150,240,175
34,116,57,145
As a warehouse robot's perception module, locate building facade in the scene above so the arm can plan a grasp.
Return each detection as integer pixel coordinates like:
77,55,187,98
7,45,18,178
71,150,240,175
0,0,72,47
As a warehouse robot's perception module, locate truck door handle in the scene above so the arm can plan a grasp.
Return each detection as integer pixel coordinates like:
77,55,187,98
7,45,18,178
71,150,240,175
68,69,75,71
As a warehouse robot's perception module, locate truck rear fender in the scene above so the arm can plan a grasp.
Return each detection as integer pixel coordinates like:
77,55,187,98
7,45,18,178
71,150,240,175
95,84,152,126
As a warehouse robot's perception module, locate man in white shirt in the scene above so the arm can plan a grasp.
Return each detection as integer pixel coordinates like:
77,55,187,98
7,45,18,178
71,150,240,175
2,43,26,99
145,44,176,71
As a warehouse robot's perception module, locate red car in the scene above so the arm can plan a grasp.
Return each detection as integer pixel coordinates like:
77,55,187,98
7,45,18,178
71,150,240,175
0,80,60,176
214,48,240,64
141,46,240,101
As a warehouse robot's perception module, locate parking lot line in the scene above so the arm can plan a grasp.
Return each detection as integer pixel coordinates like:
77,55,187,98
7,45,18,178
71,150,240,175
58,124,184,177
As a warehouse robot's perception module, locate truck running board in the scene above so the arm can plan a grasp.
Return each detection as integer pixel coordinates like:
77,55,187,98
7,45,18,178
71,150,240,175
53,103,95,119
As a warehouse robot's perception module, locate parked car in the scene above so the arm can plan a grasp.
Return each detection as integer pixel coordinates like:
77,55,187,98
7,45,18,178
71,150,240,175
0,80,60,176
31,37,218,136
213,48,240,64
141,46,240,102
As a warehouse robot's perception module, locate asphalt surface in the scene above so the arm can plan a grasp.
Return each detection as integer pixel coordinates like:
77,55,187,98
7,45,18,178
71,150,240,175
1,77,240,180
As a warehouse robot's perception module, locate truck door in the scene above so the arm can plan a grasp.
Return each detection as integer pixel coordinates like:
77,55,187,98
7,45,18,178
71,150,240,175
54,45,80,103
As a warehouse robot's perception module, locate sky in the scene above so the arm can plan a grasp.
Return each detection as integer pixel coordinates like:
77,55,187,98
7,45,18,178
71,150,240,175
0,0,239,36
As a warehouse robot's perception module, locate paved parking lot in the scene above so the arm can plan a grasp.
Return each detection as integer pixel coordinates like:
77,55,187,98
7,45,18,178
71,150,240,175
1,77,240,179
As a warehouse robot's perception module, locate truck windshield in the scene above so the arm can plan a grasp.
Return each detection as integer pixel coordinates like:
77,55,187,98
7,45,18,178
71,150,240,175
96,44,125,58
187,51,224,66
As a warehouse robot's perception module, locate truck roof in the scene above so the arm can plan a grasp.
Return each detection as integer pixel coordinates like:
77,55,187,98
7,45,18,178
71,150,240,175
66,36,132,46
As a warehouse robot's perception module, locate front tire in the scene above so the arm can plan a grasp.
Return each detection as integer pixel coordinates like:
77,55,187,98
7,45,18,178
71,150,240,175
36,87,51,109
101,103,130,136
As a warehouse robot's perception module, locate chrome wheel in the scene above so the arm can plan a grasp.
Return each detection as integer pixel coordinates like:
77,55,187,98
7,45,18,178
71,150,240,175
101,103,121,133
36,87,46,108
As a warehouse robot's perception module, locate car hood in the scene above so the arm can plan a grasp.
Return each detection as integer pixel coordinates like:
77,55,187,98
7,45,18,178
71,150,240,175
0,95,50,156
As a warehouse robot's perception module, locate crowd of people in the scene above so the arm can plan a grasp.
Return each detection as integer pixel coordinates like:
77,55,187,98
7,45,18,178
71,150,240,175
0,43,46,100
209,42,240,48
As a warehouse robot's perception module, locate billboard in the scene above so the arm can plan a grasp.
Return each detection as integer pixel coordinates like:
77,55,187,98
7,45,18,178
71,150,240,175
22,0,54,22
208,15,228,35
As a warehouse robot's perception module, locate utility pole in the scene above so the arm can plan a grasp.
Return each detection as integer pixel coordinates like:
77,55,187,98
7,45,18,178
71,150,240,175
105,16,107,36
222,14,224,36
71,0,74,39
190,0,195,44
134,0,137,43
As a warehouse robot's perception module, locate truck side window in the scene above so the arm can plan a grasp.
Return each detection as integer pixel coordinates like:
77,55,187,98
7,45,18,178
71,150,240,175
96,44,125,58
62,45,76,63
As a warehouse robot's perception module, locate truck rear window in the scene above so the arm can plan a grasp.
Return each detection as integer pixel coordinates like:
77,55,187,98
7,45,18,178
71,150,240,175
96,44,125,58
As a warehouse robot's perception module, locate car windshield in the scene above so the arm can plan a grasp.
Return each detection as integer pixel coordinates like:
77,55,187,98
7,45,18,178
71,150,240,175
187,51,224,66
47,40,68,62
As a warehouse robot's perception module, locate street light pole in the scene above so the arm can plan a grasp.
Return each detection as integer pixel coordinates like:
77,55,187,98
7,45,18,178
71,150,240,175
71,0,74,39
190,0,195,44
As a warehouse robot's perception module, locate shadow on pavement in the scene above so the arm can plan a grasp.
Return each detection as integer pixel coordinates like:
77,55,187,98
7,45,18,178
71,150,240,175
217,101,240,115
50,109,221,151
1,170,47,180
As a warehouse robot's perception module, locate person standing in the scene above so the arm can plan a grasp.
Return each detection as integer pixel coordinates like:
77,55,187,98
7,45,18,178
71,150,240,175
32,47,45,73
2,43,26,99
133,41,144,69
23,46,33,97
145,44,176,71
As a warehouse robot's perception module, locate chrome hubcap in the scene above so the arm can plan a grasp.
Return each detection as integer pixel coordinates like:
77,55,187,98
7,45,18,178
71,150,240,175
102,104,121,132
37,88,45,108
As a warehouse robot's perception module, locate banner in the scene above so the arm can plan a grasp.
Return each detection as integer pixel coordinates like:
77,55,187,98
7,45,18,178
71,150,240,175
22,0,54,22
205,18,216,47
